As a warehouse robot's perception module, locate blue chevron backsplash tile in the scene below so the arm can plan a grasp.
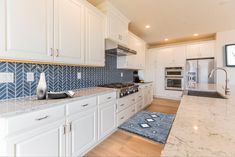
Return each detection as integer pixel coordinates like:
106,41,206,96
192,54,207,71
0,55,134,100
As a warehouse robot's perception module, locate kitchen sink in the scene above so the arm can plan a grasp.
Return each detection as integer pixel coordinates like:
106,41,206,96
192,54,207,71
187,90,227,99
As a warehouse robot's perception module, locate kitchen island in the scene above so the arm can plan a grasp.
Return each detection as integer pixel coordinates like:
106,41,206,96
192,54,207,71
161,84,235,157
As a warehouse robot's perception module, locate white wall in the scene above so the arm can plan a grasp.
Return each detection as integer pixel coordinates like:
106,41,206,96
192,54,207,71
215,29,235,85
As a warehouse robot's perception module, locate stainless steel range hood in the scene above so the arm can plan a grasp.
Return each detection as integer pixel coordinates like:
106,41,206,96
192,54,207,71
105,39,137,56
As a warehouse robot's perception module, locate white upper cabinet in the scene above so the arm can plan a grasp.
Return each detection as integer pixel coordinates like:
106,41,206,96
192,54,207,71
97,1,129,46
85,5,105,66
154,45,186,67
117,32,146,69
54,0,85,64
186,41,215,59
0,0,54,61
107,11,129,46
0,0,105,66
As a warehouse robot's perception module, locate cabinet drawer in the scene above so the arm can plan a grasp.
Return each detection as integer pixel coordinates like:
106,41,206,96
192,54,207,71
117,105,135,126
136,91,143,101
117,95,135,113
7,105,65,135
128,105,136,116
98,92,116,104
135,100,144,112
67,97,97,115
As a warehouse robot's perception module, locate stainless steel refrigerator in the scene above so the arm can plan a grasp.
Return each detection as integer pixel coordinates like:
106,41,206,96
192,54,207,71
186,58,215,86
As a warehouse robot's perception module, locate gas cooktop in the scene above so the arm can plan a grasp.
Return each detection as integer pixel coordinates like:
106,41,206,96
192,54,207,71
99,83,139,98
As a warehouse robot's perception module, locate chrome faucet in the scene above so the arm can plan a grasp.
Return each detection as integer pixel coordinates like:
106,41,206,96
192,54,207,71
209,67,230,95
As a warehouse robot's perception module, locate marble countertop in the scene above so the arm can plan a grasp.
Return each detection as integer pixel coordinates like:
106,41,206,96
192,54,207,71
135,82,153,86
0,87,116,118
161,84,235,157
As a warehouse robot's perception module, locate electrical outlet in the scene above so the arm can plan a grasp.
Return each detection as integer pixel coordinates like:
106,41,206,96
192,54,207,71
0,73,14,83
27,72,34,82
121,72,124,77
77,72,81,80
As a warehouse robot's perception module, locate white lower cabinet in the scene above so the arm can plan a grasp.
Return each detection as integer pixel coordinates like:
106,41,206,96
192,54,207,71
67,107,97,157
117,105,135,126
117,93,138,126
1,90,154,157
98,100,116,140
143,84,154,107
5,120,65,157
135,100,144,112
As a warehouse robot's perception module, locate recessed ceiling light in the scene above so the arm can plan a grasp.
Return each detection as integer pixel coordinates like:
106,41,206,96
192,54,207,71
145,25,151,29
193,33,199,37
164,38,169,41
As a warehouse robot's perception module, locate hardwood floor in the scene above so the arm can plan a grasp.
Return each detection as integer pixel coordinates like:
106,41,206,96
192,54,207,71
85,98,180,157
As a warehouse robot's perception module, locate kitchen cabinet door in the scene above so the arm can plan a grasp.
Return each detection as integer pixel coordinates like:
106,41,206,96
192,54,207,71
67,107,97,157
186,44,200,59
186,41,215,59
107,11,129,46
98,101,116,140
138,41,146,69
5,120,65,157
122,32,139,69
85,6,105,66
144,85,153,107
144,86,149,107
0,0,54,62
117,32,146,69
199,41,215,58
171,46,186,67
149,84,154,103
54,0,85,64
160,46,186,67
98,2,129,46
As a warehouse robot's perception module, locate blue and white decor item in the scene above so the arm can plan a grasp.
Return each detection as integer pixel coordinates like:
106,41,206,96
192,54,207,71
119,111,175,144
36,72,47,100
0,55,134,100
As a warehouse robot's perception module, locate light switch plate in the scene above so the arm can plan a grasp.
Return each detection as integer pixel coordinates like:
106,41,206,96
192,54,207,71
121,72,124,77
77,72,81,80
0,73,14,83
27,72,34,82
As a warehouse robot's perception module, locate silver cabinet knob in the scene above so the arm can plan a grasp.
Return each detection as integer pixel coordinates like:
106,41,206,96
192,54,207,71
56,49,59,57
50,48,54,56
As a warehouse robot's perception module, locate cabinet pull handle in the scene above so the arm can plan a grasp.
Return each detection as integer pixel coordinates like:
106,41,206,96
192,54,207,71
56,49,59,57
82,104,89,107
69,123,72,132
120,104,125,106
50,48,54,56
35,115,49,121
121,116,124,120
107,97,112,100
63,125,67,135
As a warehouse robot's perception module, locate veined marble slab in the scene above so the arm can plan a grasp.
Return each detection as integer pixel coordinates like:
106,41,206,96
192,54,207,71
161,84,235,157
0,87,116,118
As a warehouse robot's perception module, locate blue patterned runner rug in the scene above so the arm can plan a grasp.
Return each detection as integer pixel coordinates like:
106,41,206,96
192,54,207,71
119,111,175,144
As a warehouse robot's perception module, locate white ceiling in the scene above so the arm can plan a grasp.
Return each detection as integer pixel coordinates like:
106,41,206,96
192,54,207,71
88,0,235,44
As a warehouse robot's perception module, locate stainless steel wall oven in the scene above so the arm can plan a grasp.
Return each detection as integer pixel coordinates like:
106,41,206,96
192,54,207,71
165,67,184,91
